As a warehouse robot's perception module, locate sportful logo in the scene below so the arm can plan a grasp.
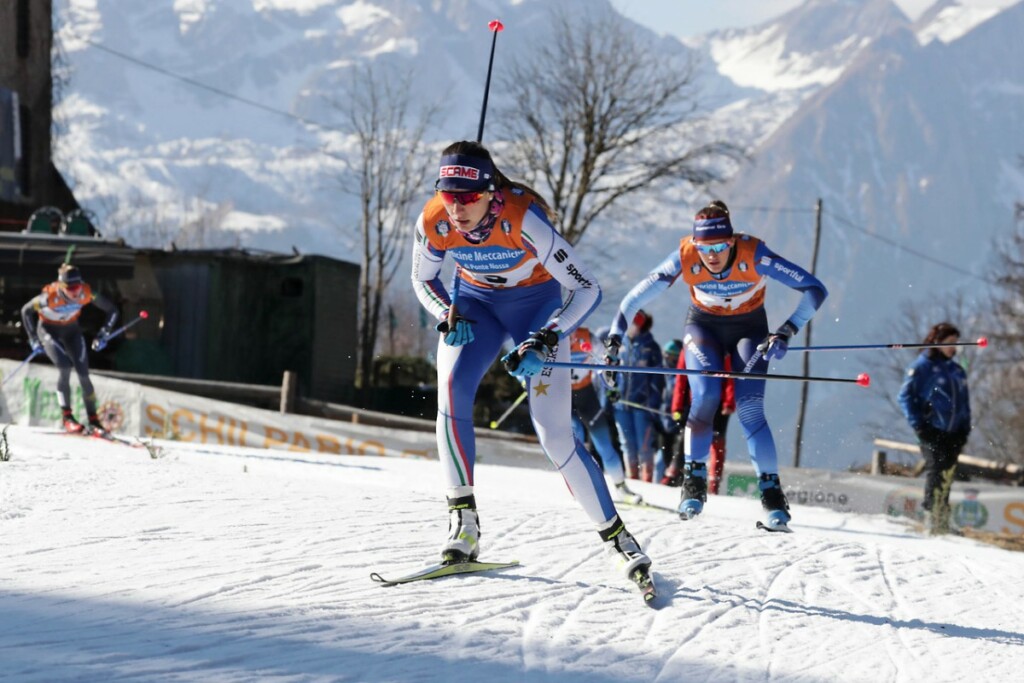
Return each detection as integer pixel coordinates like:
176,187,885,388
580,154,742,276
772,261,804,282
439,165,480,180
565,263,592,288
553,248,568,263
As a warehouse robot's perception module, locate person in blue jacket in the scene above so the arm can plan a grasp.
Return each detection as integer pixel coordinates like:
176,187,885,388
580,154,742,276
605,200,827,529
897,322,972,532
606,310,664,482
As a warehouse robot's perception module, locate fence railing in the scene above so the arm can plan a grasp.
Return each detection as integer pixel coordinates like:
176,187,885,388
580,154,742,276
872,437,1023,485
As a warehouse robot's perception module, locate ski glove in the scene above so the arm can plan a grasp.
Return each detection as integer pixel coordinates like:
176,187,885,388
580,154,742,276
436,314,475,347
502,329,558,379
29,337,42,354
91,325,114,352
758,321,798,362
602,334,623,386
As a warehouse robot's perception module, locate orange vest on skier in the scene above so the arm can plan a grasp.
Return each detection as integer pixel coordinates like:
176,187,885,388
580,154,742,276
420,191,555,290
678,235,767,316
35,282,96,325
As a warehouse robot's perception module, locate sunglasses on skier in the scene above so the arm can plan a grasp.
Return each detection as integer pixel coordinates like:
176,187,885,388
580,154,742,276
438,190,486,206
695,241,732,255
64,283,83,295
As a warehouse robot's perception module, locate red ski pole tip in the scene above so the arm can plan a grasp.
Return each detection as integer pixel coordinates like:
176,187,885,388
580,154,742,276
856,373,871,387
977,336,988,347
580,342,592,352
489,20,504,32
139,310,149,319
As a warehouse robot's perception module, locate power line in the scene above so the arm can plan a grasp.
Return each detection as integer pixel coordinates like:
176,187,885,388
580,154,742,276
824,208,996,285
732,202,994,283
66,31,342,134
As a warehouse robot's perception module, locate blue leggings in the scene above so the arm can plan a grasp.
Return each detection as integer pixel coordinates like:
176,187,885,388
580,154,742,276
682,308,779,476
612,405,660,477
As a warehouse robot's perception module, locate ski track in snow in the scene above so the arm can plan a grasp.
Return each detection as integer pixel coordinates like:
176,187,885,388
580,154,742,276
0,426,1021,682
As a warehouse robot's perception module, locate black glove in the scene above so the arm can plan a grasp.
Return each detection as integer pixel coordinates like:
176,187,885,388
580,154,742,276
602,334,622,385
757,321,798,361
605,387,621,404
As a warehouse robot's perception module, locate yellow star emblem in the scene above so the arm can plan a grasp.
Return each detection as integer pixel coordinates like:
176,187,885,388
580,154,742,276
532,380,550,396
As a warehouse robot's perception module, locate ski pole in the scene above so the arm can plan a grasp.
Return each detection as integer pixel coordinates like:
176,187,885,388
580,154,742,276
489,390,527,429
94,310,150,350
1,348,43,388
616,399,673,417
476,20,505,143
544,361,870,386
447,19,504,331
787,337,989,353
107,310,150,341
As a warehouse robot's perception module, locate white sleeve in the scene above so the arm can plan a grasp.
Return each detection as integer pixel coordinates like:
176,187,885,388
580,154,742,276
410,212,450,322
523,207,602,339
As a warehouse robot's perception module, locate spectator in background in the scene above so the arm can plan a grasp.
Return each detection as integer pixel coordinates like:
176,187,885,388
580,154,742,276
605,310,664,482
570,327,641,504
897,322,972,534
657,339,683,484
663,355,735,493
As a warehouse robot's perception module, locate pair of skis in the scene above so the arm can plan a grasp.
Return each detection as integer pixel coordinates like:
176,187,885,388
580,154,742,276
371,559,657,606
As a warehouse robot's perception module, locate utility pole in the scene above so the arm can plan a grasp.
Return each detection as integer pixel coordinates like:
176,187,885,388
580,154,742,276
793,198,822,468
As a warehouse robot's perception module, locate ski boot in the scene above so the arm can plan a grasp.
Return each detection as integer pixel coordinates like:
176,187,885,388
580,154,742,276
441,494,480,564
613,480,643,505
599,515,656,603
62,410,85,434
759,473,792,530
678,462,708,520
660,464,683,487
87,415,110,439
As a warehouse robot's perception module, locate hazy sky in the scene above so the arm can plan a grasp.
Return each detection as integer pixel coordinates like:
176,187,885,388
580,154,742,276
608,0,999,38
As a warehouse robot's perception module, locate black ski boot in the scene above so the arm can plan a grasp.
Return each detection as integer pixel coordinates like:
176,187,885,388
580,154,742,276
678,462,708,520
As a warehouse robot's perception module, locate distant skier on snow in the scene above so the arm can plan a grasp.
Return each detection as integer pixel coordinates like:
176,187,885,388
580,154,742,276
410,140,655,597
20,263,119,436
604,200,828,530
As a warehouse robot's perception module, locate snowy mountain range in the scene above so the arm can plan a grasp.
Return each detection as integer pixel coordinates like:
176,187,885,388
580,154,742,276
52,0,1024,470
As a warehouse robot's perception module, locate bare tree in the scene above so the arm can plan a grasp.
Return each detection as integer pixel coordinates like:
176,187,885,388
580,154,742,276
327,64,437,395
972,222,1024,465
496,7,743,245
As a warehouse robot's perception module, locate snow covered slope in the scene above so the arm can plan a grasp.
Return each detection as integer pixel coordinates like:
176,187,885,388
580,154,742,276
0,426,1021,681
